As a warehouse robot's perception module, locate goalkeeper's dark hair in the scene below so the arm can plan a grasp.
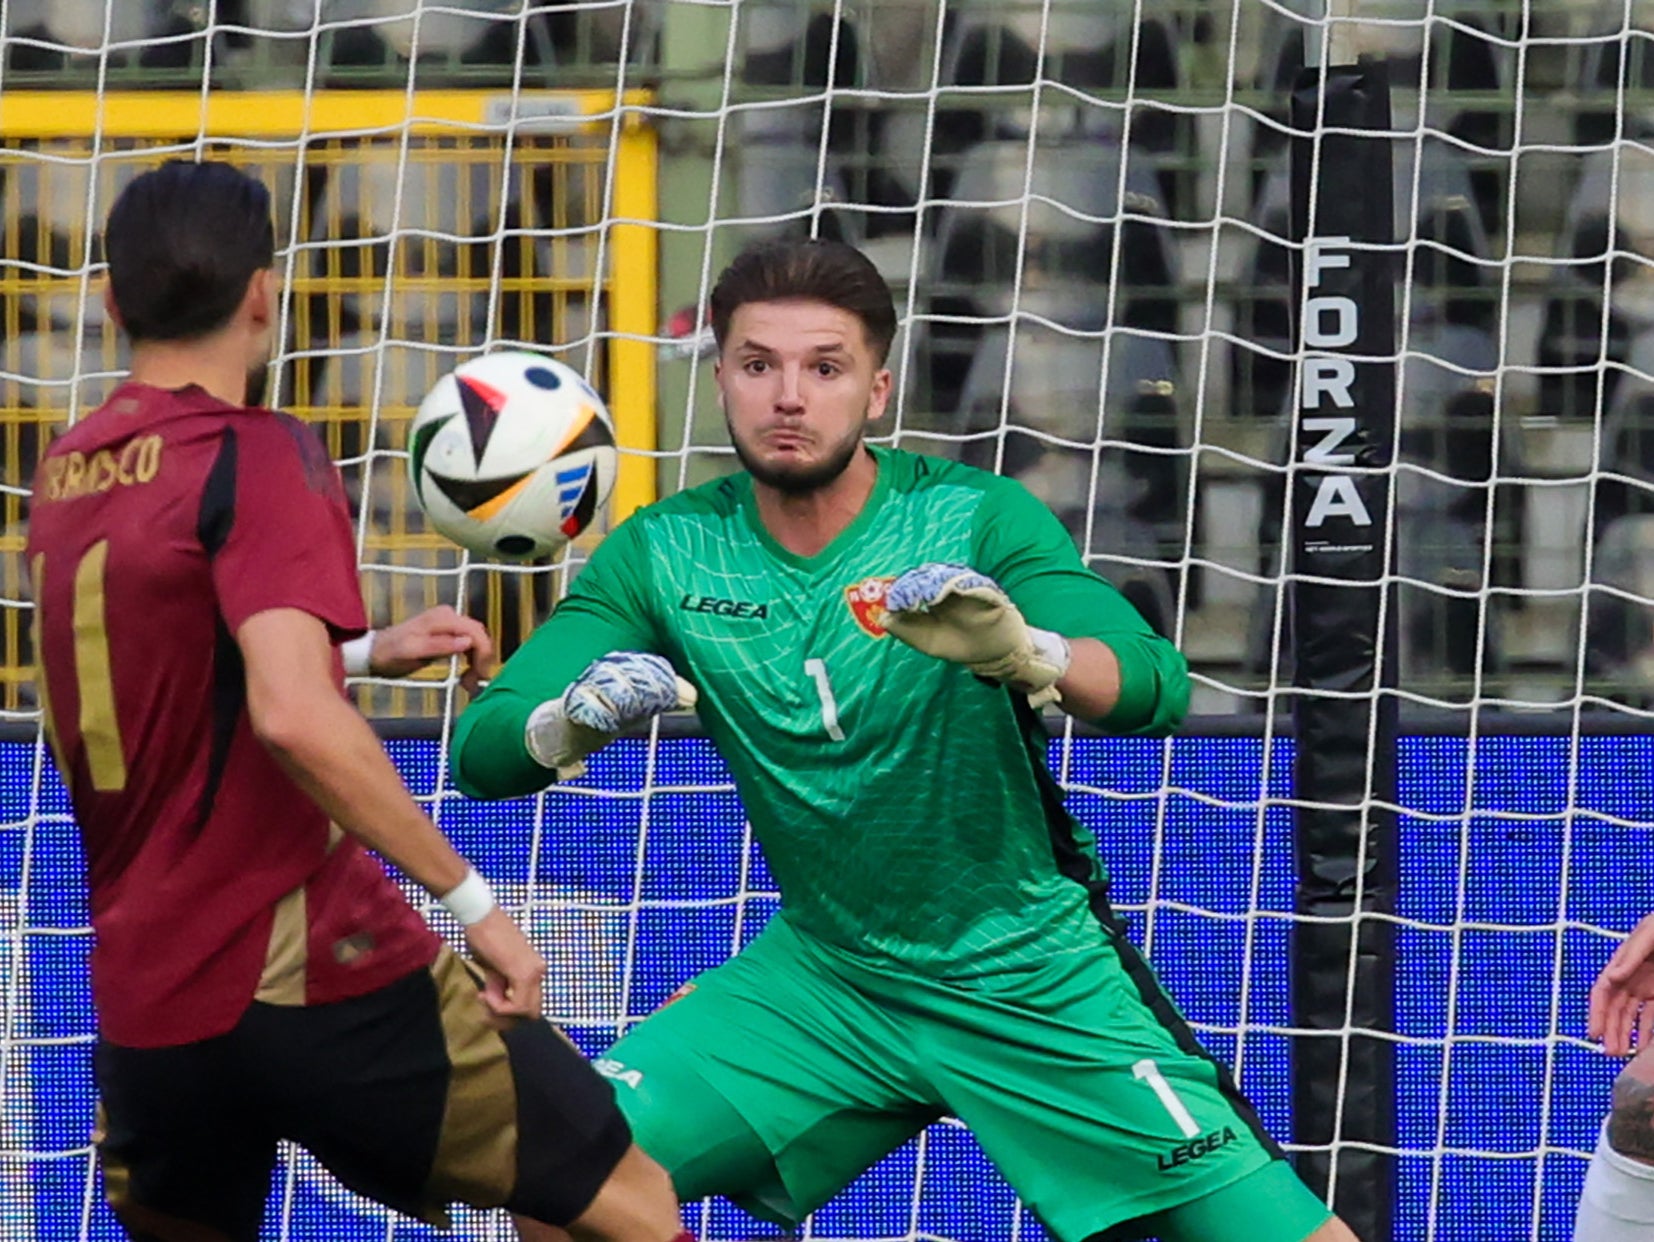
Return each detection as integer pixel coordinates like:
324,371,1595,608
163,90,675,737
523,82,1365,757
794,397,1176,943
105,160,276,344
710,238,897,366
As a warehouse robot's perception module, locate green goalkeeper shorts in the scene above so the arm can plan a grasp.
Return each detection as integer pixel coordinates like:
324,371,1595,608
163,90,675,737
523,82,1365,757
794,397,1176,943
596,915,1333,1242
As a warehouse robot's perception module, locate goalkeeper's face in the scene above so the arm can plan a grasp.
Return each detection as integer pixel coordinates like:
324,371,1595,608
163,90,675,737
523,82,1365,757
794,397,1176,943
717,299,892,495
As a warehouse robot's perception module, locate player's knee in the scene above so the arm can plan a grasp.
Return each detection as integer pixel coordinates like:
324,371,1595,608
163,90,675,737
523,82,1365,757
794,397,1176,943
1609,1058,1654,1165
563,1143,682,1242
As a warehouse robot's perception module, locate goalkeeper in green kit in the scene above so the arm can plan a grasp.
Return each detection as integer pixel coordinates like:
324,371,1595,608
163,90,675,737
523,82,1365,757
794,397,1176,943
451,239,1361,1242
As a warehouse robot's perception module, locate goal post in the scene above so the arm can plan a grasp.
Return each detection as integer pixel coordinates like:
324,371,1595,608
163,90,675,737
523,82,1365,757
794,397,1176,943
1287,57,1399,1241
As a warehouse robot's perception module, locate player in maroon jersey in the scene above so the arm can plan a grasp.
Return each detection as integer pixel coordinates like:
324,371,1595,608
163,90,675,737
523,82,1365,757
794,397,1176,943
24,160,688,1242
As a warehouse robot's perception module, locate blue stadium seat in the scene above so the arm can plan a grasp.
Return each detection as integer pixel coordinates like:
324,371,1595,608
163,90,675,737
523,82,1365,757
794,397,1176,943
1584,331,1654,698
1395,322,1512,681
1574,2,1654,145
949,323,1185,633
1242,322,1511,689
361,0,539,64
729,4,860,241
1403,139,1496,332
937,1,1188,216
732,4,987,247
922,134,1177,415
1,0,155,49
1535,144,1654,422
308,0,556,82
1583,513,1654,699
2,0,200,73
1590,326,1654,535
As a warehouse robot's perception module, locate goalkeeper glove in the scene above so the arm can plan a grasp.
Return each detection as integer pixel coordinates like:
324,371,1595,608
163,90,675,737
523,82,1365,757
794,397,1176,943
524,652,697,780
883,563,1072,707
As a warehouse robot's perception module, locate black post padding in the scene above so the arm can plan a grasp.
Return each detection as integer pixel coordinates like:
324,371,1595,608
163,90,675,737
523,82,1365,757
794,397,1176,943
1288,59,1399,1242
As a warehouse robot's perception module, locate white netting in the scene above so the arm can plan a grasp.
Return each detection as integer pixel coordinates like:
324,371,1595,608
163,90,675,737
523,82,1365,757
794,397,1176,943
4,2,1654,1240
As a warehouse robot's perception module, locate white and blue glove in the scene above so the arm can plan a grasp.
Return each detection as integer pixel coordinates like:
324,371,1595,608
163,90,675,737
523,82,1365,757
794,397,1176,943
883,563,1072,707
524,652,697,779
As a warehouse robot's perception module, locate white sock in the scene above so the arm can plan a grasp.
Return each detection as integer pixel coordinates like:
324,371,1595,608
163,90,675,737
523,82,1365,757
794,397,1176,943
1576,1120,1654,1241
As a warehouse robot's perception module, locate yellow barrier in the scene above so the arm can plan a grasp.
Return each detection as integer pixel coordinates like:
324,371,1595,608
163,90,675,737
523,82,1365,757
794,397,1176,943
0,90,659,717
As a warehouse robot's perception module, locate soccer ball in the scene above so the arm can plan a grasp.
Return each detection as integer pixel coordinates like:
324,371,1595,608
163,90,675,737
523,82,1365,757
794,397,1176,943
408,351,618,561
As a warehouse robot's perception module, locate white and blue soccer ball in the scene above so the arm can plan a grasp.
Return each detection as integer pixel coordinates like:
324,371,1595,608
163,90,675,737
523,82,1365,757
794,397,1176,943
409,350,618,561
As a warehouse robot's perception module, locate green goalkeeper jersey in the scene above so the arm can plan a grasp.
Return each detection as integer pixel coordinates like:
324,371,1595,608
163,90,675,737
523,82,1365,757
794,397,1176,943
451,447,1189,974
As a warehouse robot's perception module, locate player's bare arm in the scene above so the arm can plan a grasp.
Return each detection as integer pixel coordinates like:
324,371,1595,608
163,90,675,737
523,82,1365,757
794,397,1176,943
1046,637,1124,721
364,603,495,694
238,606,545,1018
1591,912,1654,1057
1301,1219,1361,1242
1577,917,1654,1242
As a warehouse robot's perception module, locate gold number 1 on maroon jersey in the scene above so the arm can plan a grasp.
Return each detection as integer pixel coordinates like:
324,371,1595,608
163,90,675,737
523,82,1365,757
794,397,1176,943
30,542,128,792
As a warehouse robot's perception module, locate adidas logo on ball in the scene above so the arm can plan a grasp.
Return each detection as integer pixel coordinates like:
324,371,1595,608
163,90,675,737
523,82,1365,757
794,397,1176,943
409,350,619,561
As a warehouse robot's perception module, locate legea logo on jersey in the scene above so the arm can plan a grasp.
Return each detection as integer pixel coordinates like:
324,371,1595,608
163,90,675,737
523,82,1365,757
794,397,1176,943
679,593,769,619
845,575,897,638
1157,1126,1238,1172
594,1058,644,1088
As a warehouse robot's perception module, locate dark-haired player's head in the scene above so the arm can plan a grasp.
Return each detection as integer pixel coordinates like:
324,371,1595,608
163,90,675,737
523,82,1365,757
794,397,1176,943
104,160,278,400
710,238,897,366
710,238,896,495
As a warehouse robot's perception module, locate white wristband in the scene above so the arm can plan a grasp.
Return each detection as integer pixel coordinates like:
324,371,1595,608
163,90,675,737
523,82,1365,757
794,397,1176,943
439,866,496,927
523,696,589,780
340,631,376,677
1028,626,1073,681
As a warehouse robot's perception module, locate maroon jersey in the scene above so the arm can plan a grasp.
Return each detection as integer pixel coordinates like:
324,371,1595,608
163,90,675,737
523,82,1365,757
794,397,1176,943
26,382,439,1048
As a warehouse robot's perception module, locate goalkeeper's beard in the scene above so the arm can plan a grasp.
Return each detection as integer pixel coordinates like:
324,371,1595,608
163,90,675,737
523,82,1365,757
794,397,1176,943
728,417,865,496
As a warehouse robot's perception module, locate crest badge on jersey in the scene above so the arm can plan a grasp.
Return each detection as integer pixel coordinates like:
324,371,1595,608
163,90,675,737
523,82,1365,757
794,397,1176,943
661,981,698,1009
844,575,896,638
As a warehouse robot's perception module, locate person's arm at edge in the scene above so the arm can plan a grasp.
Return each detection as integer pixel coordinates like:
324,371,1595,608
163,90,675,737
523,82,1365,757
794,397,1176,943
974,480,1189,735
238,606,545,1016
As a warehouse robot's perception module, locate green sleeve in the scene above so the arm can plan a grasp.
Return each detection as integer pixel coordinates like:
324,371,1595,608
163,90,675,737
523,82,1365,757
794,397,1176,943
450,516,664,798
970,479,1190,736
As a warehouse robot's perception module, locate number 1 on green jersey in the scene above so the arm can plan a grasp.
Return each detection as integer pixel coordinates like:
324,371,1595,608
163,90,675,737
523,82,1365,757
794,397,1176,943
804,658,845,741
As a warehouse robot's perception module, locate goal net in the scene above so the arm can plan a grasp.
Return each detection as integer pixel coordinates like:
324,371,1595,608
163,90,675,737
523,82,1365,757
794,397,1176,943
0,1,1643,1240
